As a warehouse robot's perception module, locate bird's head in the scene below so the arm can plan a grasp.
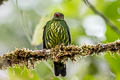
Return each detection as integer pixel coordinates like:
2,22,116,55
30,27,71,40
53,12,64,20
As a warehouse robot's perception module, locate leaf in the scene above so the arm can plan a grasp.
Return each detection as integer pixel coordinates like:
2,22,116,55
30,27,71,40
61,0,81,17
8,66,40,80
105,52,120,74
104,25,120,42
82,74,95,80
104,1,120,20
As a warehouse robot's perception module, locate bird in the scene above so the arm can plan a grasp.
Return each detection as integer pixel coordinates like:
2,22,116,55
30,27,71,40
42,12,71,76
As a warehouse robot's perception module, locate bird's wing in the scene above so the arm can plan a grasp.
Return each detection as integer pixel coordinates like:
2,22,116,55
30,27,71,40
43,25,46,49
43,21,51,49
64,21,71,44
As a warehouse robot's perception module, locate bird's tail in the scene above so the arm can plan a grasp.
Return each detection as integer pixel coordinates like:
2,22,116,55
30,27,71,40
54,62,66,76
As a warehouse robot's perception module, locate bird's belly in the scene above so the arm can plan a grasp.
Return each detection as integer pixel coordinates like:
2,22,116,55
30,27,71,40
45,28,68,49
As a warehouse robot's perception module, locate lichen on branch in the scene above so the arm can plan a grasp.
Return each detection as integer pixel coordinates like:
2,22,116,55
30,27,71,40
0,40,120,69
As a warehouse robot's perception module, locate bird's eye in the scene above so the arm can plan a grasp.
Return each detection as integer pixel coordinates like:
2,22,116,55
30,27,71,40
55,13,60,17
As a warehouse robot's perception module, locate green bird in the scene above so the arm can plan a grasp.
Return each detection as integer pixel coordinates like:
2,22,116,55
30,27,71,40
43,12,71,76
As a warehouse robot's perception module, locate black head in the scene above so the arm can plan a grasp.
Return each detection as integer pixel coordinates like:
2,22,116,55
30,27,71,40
53,12,64,20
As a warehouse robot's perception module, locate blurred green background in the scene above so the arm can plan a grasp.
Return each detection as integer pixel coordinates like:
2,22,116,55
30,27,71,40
0,0,120,80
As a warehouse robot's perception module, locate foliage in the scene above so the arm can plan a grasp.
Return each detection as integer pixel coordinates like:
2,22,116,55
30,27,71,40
8,66,40,80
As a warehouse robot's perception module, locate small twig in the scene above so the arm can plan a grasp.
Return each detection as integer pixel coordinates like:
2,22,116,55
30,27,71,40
0,40,120,69
83,0,120,34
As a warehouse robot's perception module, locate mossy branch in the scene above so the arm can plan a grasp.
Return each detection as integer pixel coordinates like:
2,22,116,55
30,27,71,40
0,40,120,69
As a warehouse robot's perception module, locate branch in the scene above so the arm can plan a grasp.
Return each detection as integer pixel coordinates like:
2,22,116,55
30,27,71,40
83,0,120,34
0,40,120,69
